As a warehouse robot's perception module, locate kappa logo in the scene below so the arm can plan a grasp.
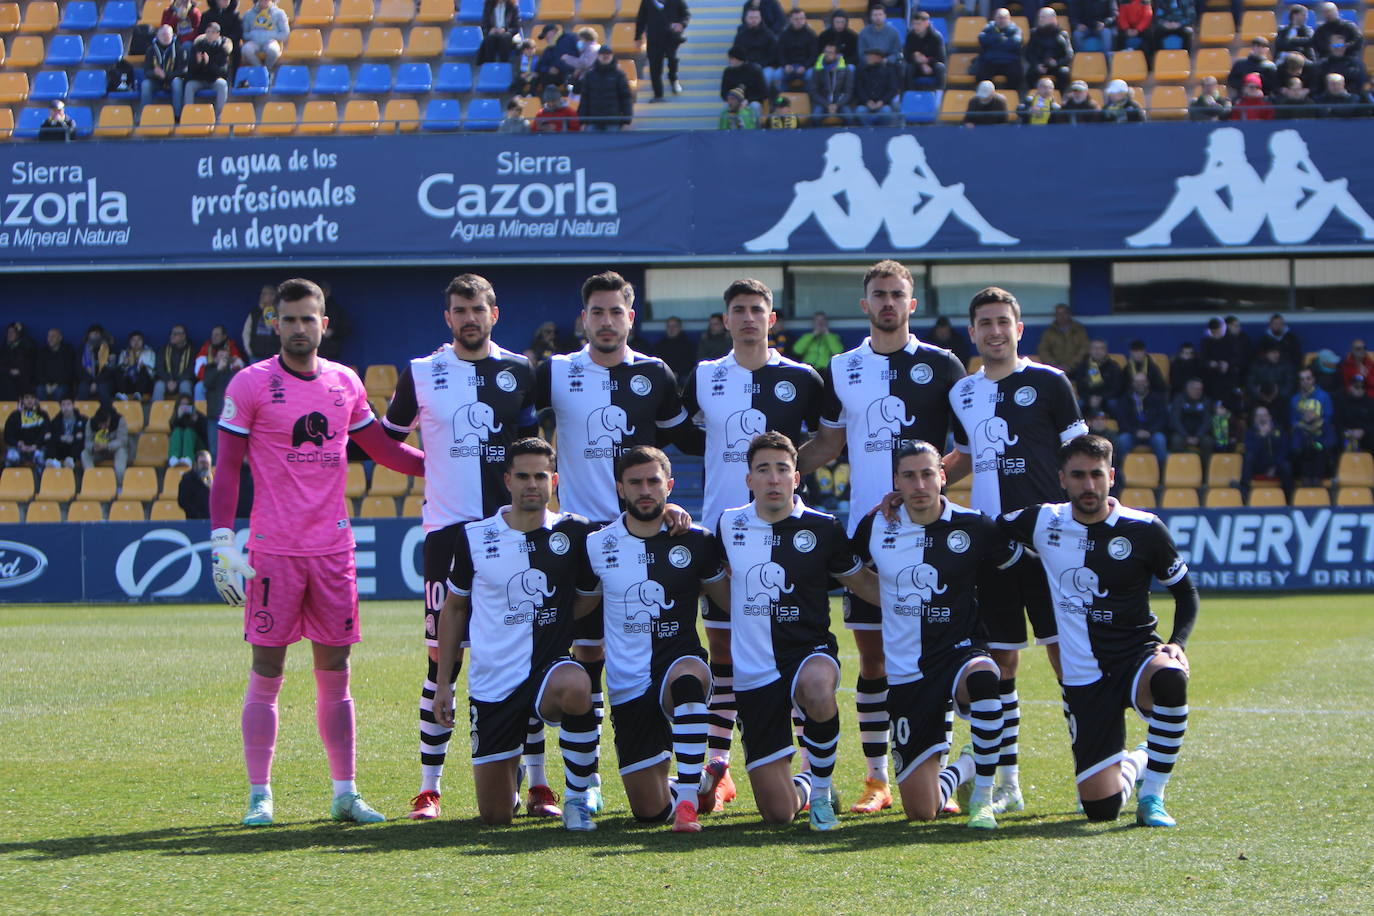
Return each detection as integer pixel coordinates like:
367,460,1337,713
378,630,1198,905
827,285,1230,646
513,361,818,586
291,411,336,448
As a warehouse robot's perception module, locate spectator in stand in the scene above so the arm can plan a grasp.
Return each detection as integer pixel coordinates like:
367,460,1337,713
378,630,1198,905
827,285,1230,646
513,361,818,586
1111,0,1147,52
532,84,581,131
1228,38,1279,96
179,449,214,519
721,46,768,116
1251,379,1287,428
153,324,197,402
858,5,903,69
1037,303,1090,370
477,0,521,66
1072,339,1126,402
240,0,288,68
928,316,971,368
1225,314,1254,381
525,321,561,366
3,393,49,469
766,93,802,127
1277,51,1319,92
652,316,697,382
162,0,201,47
1340,339,1374,390
82,403,129,484
735,7,781,89
1272,75,1314,117
964,80,1010,125
1255,313,1303,368
78,324,117,404
201,0,242,74
1082,393,1114,439
818,10,858,66
1189,74,1233,120
511,39,541,97
578,46,633,131
1101,78,1146,120
792,312,844,372
1316,72,1370,116
193,324,243,402
697,312,732,361
1169,341,1203,396
498,98,530,132
1209,399,1238,457
1202,317,1241,408
853,47,900,125
184,21,232,116
1148,0,1196,58
1316,41,1368,98
142,25,187,118
44,397,85,470
1019,76,1061,123
977,8,1024,91
1,323,35,401
314,281,351,362
1169,377,1214,459
1114,372,1169,479
1242,405,1290,491
1312,1,1361,61
34,328,78,401
905,11,946,90
809,41,855,124
1072,0,1119,52
37,100,77,141
242,284,279,362
561,27,601,85
741,0,786,35
168,392,209,467
534,24,579,88
1337,375,1373,451
1275,5,1313,60
1247,346,1298,418
1026,8,1073,91
637,0,690,101
1124,339,1166,392
718,85,761,128
1059,78,1101,121
778,8,818,91
1233,73,1275,119
201,338,242,459
115,331,157,401
1291,367,1336,484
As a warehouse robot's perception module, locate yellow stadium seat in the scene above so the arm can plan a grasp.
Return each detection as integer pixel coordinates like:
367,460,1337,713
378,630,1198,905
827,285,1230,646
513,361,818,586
364,27,404,58
1208,452,1242,488
378,0,415,23
1336,486,1373,507
39,401,58,418
411,473,425,496
35,467,76,502
134,103,175,137
359,495,397,518
217,101,257,137
1204,487,1243,509
370,465,410,498
109,500,147,522
1248,487,1286,508
298,100,337,134
276,0,297,19
0,467,35,502
1070,51,1106,85
1365,45,1374,73
134,432,168,467
150,499,187,520
324,26,364,58
336,0,374,24
0,501,18,523
294,0,335,26
1153,50,1191,84
259,101,298,135
402,494,424,517
1010,15,1029,40
1364,10,1374,40
542,0,576,20
145,400,176,434
0,72,28,104
617,58,638,90
417,0,455,22
1150,353,1170,386
0,4,19,32
1122,453,1159,489
283,27,323,60
113,400,144,435
1239,10,1275,42
139,0,162,27
339,98,380,133
0,402,14,419
939,89,972,123
1110,49,1147,83
61,501,100,522
121,466,160,502
798,0,831,11
7,34,44,67
76,400,100,417
1199,11,1235,45
779,91,811,117
620,0,642,15
80,467,118,502
367,396,389,418
407,25,444,57
20,1,58,32
518,95,541,119
345,463,367,501
1120,487,1156,509
175,102,217,136
1164,453,1203,489
161,464,188,499
953,15,982,48
381,98,420,132
947,52,976,86
364,365,399,397
1336,451,1374,487
1292,486,1330,507
1195,48,1231,81
1160,487,1199,508
610,21,640,53
580,0,616,18
0,109,13,141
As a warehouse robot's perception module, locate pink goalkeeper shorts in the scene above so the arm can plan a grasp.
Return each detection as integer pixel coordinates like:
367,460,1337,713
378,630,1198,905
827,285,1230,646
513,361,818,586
243,550,360,647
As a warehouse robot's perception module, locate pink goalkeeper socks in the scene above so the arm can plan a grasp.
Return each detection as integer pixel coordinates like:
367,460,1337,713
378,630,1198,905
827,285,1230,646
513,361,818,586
242,671,283,785
314,668,356,781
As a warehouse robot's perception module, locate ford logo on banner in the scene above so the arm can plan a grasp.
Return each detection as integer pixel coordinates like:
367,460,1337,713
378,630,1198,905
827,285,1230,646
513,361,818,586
0,539,48,588
115,529,214,598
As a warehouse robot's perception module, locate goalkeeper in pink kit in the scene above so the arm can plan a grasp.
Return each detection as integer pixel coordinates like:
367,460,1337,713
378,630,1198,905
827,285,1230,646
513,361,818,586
209,278,425,827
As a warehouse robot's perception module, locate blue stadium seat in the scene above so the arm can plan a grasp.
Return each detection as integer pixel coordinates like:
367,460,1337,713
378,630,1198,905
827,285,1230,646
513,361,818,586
464,96,502,130
919,0,953,11
930,18,949,42
68,105,94,137
353,63,393,93
46,34,86,66
31,71,71,101
518,0,535,20
889,20,906,40
312,64,351,94
475,62,512,93
270,64,311,95
1079,34,1104,52
1128,34,1150,49
456,0,484,23
435,61,473,92
901,90,939,124
232,65,270,96
60,1,99,30
99,0,138,29
85,32,125,65
14,109,49,140
1338,9,1357,23
395,62,434,93
69,69,108,99
423,98,463,130
444,25,482,58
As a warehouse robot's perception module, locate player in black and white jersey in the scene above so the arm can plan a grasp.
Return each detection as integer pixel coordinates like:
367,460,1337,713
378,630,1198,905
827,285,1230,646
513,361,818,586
433,438,604,831
852,443,1019,829
999,435,1196,828
578,447,732,834
717,431,879,832
533,270,696,814
947,286,1088,814
798,260,966,816
680,278,825,812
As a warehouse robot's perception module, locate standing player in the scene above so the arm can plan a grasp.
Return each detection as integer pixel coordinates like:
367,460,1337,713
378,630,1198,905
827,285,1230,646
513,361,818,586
681,278,826,812
209,278,425,827
381,275,549,822
579,446,732,833
433,438,603,830
533,270,696,813
947,286,1087,814
798,260,966,815
719,431,879,831
999,435,1196,827
852,443,1018,828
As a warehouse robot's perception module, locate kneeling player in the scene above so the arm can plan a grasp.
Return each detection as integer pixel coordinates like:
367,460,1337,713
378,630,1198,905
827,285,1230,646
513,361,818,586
1000,435,1196,827
578,446,732,833
854,443,1021,828
720,432,880,831
434,438,603,830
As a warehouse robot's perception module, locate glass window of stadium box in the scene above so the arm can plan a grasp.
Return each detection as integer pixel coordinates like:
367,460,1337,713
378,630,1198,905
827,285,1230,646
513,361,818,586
1291,258,1374,312
787,263,930,320
928,263,1069,318
643,266,787,321
1112,259,1290,313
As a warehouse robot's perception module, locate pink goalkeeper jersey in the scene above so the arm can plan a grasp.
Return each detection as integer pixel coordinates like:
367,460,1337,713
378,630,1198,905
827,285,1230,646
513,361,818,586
219,356,374,557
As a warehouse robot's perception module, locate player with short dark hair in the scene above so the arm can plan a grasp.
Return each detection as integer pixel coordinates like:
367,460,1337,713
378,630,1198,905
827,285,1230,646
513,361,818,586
383,274,548,822
433,438,605,830
946,286,1087,815
798,259,966,815
210,278,426,828
575,446,732,833
999,434,1196,827
718,431,880,831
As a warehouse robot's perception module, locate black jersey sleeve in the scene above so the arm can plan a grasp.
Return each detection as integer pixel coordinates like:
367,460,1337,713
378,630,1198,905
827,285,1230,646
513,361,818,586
516,361,539,436
951,401,969,451
975,514,1024,569
654,362,689,428
1165,575,1199,648
852,513,876,565
571,520,602,594
825,517,864,577
1146,516,1189,587
698,528,727,583
1047,370,1088,443
802,365,825,431
681,364,701,418
382,366,418,440
819,370,844,427
997,505,1041,547
446,525,475,595
533,358,553,412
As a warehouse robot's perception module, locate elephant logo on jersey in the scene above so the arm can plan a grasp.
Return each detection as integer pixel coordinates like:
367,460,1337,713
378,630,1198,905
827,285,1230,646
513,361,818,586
973,416,1019,458
726,408,768,448
507,568,556,616
895,563,946,604
626,580,676,620
587,405,636,446
452,402,504,444
291,412,337,448
1059,566,1107,611
865,395,916,439
744,561,794,602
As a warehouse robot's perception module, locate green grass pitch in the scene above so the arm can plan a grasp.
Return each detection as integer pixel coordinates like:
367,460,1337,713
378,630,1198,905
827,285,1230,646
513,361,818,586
2,594,1372,914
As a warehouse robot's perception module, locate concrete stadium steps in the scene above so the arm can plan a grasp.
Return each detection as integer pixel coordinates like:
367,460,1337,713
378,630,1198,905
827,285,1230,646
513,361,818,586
631,0,739,128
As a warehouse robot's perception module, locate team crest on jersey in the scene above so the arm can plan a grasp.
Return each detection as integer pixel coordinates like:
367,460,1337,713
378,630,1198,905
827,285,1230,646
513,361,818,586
495,369,517,392
568,362,585,392
910,363,934,385
221,395,237,421
1014,386,1037,407
793,530,817,553
1108,536,1132,560
946,530,971,553
548,532,570,555
629,374,652,396
668,545,692,568
774,381,797,402
601,534,619,553
268,374,285,404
